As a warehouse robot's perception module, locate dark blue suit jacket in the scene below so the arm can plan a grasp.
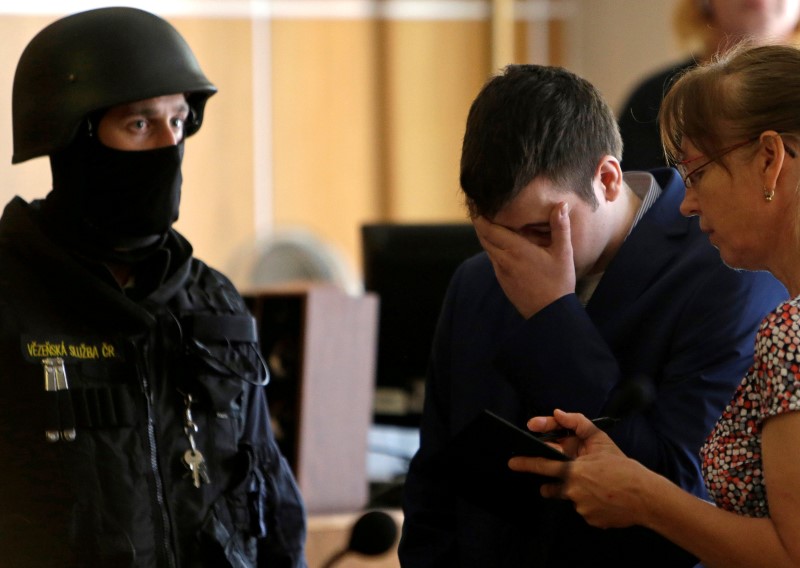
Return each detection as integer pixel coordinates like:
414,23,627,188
399,169,788,567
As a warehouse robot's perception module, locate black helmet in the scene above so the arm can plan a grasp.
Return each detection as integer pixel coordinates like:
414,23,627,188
11,7,217,164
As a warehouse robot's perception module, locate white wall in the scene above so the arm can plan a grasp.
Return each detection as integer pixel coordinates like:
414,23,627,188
569,0,685,115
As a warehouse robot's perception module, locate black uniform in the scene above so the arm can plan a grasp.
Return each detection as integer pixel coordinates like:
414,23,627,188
0,197,306,567
618,58,695,171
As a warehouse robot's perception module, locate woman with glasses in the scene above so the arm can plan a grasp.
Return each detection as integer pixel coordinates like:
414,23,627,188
509,43,800,568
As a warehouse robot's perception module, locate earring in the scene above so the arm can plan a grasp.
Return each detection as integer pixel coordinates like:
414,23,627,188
763,187,775,202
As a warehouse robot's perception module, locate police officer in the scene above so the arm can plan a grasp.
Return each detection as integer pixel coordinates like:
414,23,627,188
0,7,306,567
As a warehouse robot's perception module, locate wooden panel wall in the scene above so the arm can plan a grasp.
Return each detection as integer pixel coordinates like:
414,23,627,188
0,2,598,284
0,10,489,279
270,18,383,276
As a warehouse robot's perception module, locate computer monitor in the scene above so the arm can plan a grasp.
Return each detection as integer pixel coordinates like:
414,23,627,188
361,223,483,425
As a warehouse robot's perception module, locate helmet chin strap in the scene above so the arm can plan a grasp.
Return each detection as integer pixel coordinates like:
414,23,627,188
100,234,169,265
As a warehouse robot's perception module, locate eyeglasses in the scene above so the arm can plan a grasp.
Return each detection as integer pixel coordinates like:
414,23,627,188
677,138,757,188
677,136,798,188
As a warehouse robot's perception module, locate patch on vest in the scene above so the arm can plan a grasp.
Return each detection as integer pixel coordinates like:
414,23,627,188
21,335,123,363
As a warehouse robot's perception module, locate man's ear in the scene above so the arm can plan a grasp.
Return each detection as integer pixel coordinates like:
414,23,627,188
595,155,624,202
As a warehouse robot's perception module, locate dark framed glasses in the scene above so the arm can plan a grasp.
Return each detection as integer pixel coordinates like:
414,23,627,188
677,138,757,188
677,136,798,188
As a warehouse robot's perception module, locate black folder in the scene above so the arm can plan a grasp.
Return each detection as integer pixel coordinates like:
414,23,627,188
436,409,571,519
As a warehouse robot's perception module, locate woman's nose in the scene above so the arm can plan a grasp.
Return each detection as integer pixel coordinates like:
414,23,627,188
679,187,700,218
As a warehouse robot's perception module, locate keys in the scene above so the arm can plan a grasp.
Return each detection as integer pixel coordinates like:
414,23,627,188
179,392,210,489
183,448,211,488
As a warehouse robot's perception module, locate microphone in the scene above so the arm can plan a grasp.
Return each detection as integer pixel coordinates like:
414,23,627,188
602,373,656,419
320,510,398,568
535,374,656,441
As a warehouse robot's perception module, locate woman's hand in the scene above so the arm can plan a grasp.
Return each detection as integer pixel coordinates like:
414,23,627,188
509,409,657,528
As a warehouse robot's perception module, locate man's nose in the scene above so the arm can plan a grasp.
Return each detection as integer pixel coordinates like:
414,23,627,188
155,122,182,148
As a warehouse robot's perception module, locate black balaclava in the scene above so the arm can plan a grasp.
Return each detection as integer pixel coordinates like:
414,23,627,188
41,119,184,264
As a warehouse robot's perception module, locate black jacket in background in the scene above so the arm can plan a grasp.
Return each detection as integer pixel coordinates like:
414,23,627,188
618,58,695,171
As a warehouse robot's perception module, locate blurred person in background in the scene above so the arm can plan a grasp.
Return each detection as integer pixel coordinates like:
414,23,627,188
619,0,800,171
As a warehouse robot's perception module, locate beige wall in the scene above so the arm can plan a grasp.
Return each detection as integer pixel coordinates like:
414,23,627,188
0,1,684,288
269,18,382,275
175,17,258,277
570,0,682,115
0,17,54,207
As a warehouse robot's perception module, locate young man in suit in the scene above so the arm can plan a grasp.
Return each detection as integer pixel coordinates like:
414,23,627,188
399,64,787,567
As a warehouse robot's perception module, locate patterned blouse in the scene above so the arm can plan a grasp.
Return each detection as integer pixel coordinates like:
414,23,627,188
700,297,800,517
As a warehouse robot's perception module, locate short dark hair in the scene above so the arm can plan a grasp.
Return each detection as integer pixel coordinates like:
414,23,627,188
460,64,622,218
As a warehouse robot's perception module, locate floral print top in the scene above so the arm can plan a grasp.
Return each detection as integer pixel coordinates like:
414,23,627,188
700,297,800,517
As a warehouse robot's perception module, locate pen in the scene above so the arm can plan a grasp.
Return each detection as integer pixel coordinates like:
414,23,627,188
42,357,76,443
535,416,620,441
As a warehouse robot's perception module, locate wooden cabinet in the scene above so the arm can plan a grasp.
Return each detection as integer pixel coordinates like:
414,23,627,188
244,283,379,514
